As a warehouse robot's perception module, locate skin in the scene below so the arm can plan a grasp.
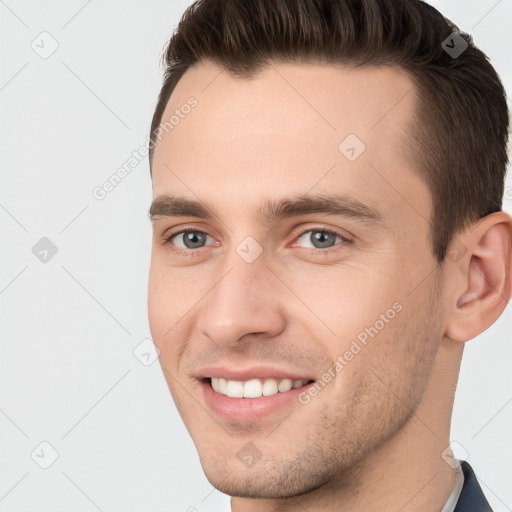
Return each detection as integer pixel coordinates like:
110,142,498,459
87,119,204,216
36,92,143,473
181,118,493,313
147,60,512,511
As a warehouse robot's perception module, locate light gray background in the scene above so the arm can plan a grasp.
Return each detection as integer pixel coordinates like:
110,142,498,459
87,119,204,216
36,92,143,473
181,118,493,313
1,1,511,511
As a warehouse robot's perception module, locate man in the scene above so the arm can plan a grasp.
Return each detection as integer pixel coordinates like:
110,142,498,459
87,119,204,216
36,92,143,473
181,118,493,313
147,0,511,510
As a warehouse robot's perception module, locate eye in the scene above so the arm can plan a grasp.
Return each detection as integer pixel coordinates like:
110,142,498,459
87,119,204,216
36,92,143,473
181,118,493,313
292,228,349,253
165,229,217,253
162,226,350,258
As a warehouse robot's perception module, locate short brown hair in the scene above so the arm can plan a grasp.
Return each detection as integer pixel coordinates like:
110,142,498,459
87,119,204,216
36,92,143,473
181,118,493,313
149,0,509,263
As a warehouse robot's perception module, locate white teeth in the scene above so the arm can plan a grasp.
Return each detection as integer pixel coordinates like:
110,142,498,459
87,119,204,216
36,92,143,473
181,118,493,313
210,377,309,398
262,378,278,396
277,378,292,392
226,380,244,398
243,379,263,398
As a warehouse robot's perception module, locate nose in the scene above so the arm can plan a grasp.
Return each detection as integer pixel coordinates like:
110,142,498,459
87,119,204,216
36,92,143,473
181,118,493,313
196,249,286,349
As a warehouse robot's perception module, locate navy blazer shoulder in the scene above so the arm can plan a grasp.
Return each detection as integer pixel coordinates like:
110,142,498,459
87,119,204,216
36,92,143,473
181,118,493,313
454,461,493,511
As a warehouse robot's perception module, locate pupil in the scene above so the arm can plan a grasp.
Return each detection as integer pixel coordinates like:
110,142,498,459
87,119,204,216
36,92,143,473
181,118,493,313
185,232,205,249
312,231,334,248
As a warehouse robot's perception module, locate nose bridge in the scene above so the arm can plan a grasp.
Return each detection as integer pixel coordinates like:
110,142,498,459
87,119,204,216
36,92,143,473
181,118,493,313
196,243,285,346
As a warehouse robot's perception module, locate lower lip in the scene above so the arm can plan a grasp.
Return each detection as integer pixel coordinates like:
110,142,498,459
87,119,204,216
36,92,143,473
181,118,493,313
200,379,314,423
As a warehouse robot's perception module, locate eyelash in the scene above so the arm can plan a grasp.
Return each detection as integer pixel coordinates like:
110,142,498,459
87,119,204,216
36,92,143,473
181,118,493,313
163,226,351,257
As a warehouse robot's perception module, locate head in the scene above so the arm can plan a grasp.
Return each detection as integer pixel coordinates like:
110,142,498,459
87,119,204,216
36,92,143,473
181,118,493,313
147,0,511,502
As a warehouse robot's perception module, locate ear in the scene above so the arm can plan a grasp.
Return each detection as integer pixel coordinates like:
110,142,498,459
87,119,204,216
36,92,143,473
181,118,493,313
445,211,512,343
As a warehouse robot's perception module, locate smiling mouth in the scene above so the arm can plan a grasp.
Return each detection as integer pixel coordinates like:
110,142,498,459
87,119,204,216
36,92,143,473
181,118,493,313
206,377,315,398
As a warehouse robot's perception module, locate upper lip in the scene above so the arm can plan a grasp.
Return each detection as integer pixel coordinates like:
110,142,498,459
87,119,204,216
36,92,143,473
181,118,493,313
196,366,315,382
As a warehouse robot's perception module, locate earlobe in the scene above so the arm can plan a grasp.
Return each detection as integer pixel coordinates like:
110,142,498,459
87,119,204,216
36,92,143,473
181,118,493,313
445,212,512,343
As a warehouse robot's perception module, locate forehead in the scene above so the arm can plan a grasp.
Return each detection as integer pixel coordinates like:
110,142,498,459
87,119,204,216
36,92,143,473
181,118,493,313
151,61,430,229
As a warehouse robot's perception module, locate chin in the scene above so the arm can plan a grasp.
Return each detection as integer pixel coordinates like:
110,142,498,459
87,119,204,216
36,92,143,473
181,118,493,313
197,447,339,500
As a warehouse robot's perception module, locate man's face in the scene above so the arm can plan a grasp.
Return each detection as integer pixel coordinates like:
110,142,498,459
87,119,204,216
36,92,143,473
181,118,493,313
148,61,447,498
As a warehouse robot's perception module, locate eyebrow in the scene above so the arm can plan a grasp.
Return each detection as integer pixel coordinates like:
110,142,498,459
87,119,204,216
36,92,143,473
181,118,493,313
148,193,386,227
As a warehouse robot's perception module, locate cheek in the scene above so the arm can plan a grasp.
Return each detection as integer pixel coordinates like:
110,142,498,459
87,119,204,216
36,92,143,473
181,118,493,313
285,264,401,353
148,257,196,331
147,264,169,340
289,263,426,407
148,264,187,367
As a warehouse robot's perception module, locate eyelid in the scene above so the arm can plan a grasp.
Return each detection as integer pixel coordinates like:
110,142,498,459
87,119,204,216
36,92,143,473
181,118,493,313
289,226,351,254
163,226,217,251
163,223,215,241
289,225,352,244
